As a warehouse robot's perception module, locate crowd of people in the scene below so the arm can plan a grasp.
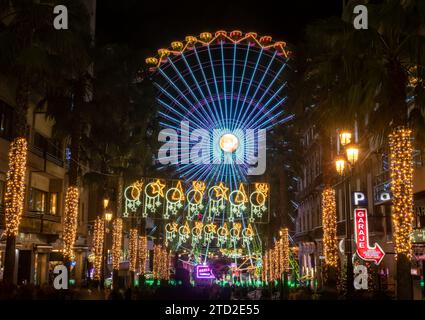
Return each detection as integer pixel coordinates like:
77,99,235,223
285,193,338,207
0,280,392,300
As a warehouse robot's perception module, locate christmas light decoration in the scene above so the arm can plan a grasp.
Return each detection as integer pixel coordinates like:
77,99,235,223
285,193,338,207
124,180,143,217
92,216,104,281
4,137,27,236
242,223,254,247
280,228,290,274
153,244,170,280
268,247,274,281
129,228,138,272
165,222,178,246
229,183,248,222
250,183,268,221
186,181,206,220
112,218,123,270
191,221,203,247
63,186,79,261
322,187,338,268
207,182,228,221
262,251,268,282
143,179,165,217
177,221,190,246
217,223,229,246
164,181,184,219
138,236,148,274
389,127,414,258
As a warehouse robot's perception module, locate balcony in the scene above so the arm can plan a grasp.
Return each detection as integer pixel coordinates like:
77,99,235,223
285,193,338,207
30,132,64,167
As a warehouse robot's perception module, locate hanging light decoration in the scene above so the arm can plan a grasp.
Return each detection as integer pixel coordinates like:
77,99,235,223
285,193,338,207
129,228,138,273
389,127,414,258
112,218,123,271
92,216,104,281
138,236,148,274
63,186,79,261
322,187,338,268
4,137,27,236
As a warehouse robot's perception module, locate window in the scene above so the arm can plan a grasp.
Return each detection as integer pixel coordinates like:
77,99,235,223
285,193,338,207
29,188,47,213
49,193,58,215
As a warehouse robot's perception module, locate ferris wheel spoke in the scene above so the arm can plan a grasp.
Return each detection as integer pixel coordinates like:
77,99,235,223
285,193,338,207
233,47,264,131
180,53,220,125
167,58,217,126
237,51,278,129
207,45,225,127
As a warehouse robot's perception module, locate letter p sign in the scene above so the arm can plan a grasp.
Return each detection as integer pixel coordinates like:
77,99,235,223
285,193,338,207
353,192,367,206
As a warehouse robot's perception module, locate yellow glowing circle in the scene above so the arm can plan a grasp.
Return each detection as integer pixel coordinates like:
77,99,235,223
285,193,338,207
219,133,239,153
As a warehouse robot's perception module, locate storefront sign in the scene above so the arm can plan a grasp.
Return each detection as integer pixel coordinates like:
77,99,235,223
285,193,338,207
354,208,385,265
195,265,215,279
353,192,368,206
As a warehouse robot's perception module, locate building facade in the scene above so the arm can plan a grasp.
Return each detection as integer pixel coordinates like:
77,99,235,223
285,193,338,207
295,122,425,298
0,0,97,287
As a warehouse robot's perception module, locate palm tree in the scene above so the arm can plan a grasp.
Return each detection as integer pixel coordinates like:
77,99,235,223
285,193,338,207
303,0,425,299
0,0,91,283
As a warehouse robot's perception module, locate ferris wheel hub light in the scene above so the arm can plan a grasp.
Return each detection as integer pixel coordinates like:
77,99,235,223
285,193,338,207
219,134,239,153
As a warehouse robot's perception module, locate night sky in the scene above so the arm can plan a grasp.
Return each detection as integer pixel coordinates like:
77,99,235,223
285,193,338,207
96,0,343,52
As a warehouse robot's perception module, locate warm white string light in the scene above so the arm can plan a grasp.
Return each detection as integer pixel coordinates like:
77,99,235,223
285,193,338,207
63,186,79,261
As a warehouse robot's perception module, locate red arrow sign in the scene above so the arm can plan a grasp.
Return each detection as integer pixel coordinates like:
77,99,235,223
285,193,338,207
354,208,385,265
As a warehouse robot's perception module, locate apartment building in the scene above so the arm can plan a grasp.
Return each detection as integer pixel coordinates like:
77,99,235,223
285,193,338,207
295,122,425,297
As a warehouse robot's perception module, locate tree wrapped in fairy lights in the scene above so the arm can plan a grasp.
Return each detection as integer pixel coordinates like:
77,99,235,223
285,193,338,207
322,187,339,285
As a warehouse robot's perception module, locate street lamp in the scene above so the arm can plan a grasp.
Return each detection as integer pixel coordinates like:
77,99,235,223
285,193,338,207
345,143,359,165
103,198,110,210
339,130,352,146
335,130,359,299
104,210,113,223
335,156,346,176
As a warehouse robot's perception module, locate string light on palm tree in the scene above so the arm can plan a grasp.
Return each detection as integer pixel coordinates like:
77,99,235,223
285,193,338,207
63,186,79,261
322,187,338,268
4,137,27,237
93,216,104,281
129,228,138,273
138,236,148,275
112,218,123,271
389,127,414,258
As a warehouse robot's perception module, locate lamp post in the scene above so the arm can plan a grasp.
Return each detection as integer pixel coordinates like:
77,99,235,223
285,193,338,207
335,130,359,299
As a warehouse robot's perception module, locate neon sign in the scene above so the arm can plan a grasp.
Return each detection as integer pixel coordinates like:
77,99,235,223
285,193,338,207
354,208,385,264
196,265,215,279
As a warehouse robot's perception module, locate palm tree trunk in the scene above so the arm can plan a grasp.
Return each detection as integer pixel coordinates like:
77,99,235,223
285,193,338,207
3,79,29,284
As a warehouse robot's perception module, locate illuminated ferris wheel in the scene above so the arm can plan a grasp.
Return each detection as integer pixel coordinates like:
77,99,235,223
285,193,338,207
136,31,293,273
147,30,293,188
